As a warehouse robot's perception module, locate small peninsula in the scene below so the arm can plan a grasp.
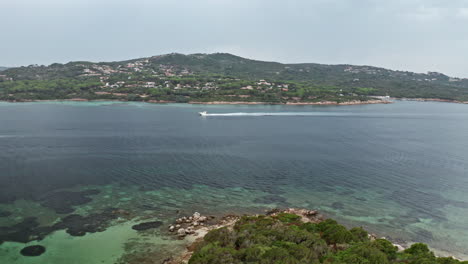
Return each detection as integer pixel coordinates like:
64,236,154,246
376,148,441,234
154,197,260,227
1,53,467,105
165,209,467,264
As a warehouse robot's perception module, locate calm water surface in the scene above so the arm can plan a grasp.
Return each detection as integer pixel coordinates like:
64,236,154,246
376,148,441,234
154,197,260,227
0,101,467,263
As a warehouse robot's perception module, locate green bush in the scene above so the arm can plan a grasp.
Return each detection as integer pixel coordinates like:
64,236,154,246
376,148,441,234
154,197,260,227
349,227,369,242
276,213,302,224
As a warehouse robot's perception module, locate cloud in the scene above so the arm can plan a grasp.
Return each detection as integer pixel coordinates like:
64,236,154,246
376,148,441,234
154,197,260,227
0,0,467,77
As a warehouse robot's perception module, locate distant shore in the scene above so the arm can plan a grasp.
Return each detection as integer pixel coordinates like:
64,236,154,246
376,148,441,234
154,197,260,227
396,98,468,104
189,99,391,105
2,98,467,105
1,98,392,106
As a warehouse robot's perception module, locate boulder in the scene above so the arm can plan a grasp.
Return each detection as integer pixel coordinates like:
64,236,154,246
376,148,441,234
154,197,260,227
185,227,195,234
177,228,186,237
193,212,201,219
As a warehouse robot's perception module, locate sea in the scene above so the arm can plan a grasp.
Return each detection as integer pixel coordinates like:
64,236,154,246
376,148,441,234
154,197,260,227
0,100,467,263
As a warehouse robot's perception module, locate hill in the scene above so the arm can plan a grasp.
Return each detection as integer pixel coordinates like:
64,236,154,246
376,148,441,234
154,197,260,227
1,53,467,103
0,67,8,71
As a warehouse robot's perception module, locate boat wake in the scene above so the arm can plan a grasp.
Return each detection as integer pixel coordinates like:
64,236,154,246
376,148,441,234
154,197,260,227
199,112,353,117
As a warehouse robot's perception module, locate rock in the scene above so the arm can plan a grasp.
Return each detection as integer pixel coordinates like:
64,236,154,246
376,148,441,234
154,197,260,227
266,208,281,215
169,225,175,232
193,212,201,219
305,210,318,216
394,244,405,252
185,227,195,234
20,245,46,256
131,221,163,231
192,222,199,226
369,233,378,241
177,228,186,237
175,224,181,228
198,216,207,222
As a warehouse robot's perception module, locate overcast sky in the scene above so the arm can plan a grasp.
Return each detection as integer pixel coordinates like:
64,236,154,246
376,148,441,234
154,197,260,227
1,0,467,77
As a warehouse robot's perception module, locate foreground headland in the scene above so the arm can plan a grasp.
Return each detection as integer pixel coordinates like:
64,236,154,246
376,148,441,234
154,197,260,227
163,208,466,264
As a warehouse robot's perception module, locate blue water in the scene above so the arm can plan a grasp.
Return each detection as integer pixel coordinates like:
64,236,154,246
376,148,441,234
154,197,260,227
0,101,467,262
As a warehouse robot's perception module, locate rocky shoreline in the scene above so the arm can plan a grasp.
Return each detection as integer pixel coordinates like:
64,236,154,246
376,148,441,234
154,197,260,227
161,208,415,264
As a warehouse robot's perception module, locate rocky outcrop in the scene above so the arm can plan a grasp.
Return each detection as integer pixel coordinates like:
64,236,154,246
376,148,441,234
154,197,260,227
168,212,212,238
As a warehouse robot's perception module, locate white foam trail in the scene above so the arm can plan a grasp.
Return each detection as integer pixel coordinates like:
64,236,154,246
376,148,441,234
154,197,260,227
201,112,353,117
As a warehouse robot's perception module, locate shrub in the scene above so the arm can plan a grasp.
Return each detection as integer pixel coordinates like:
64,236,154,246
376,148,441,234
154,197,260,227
188,243,240,264
372,239,398,260
332,242,390,264
276,213,302,224
350,227,369,242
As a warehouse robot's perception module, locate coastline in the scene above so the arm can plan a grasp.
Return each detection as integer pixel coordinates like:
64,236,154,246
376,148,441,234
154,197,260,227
396,98,468,104
164,208,466,263
189,99,391,105
3,97,467,105
1,98,392,106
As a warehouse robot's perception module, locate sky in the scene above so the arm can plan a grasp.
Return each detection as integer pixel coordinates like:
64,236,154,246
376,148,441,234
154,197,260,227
1,0,467,77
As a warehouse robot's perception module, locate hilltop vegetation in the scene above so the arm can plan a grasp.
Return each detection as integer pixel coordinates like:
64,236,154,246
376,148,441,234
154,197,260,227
0,53,467,103
189,213,466,264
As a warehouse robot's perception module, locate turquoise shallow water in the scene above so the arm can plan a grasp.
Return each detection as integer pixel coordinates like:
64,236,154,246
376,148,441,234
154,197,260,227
0,101,468,262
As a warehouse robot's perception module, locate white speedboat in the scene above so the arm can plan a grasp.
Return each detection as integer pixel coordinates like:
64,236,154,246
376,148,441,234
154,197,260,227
199,111,208,116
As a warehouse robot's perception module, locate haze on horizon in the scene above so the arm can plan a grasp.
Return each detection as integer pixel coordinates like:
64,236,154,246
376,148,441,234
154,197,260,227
1,0,467,78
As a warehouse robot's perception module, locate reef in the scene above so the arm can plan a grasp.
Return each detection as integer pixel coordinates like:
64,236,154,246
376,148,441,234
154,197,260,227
0,207,124,244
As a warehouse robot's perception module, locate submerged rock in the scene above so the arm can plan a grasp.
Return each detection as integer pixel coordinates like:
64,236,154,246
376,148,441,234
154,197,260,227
20,245,46,256
0,210,12,217
132,221,163,231
55,208,119,236
0,208,121,244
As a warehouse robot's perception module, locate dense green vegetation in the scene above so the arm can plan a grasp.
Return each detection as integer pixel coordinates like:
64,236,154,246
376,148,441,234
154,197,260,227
189,214,466,264
1,53,467,102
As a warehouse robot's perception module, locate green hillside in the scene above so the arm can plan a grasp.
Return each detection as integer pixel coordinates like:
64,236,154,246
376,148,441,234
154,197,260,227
1,53,467,102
